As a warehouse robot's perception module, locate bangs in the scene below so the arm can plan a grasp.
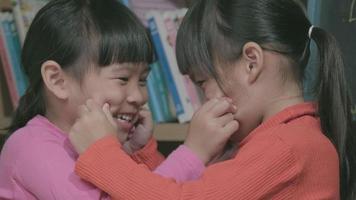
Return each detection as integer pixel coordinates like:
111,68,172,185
90,0,154,66
97,22,154,66
176,0,239,81
176,0,217,79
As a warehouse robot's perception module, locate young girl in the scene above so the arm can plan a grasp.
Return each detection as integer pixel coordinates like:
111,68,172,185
68,0,356,199
0,0,238,199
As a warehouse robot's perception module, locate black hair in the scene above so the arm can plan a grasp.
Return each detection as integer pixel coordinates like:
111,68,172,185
5,0,153,135
176,0,355,199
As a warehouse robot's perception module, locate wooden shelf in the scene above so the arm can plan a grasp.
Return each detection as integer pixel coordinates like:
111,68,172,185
0,0,12,11
154,123,188,141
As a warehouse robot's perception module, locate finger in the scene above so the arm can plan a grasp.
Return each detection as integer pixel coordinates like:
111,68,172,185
200,98,220,112
102,103,117,128
216,112,234,126
222,120,239,137
210,99,237,117
138,109,153,128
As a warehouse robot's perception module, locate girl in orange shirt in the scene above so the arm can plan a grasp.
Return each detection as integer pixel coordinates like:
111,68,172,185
69,0,355,199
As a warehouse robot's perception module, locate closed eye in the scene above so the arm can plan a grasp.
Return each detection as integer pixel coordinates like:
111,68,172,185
116,77,129,85
118,77,129,81
139,78,148,87
195,80,205,88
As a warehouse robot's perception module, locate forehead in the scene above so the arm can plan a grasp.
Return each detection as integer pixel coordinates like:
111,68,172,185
103,62,150,74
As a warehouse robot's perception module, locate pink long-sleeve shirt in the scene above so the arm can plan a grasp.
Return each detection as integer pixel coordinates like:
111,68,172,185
0,115,204,199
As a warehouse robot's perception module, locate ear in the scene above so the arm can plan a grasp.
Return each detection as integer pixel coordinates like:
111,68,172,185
241,42,264,84
41,60,69,100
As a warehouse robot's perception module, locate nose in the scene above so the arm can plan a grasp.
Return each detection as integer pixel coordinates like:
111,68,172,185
126,83,147,106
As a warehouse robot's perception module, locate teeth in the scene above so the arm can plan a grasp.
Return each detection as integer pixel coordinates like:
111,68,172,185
117,114,133,122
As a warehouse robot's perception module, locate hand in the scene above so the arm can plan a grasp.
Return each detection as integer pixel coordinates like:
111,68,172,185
122,108,154,154
184,97,239,164
69,99,124,154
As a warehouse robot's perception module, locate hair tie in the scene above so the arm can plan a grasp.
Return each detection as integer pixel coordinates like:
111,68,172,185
308,25,314,39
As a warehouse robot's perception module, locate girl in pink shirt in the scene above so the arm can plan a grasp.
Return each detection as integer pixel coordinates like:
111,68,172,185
0,0,238,199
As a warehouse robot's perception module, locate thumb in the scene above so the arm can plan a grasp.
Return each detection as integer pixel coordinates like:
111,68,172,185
102,103,117,128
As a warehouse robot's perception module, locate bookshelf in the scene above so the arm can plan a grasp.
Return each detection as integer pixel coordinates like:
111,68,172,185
154,123,187,141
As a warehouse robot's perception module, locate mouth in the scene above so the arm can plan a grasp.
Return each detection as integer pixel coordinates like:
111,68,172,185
113,113,139,134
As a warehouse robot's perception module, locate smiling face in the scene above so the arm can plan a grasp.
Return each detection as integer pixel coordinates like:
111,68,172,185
67,62,150,134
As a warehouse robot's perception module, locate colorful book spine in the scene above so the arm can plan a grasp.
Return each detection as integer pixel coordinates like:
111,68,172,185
12,0,26,45
0,13,19,107
163,10,202,111
130,0,185,25
147,68,165,123
147,11,194,123
13,0,49,44
3,13,27,97
150,61,176,121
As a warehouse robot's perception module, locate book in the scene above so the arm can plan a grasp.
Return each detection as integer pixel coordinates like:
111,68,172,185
130,0,185,25
3,13,27,97
147,10,194,123
162,10,202,111
149,61,176,122
0,12,19,107
147,67,165,123
12,0,48,45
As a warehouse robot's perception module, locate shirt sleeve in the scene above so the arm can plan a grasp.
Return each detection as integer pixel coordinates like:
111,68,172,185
15,139,109,200
130,138,165,170
153,145,205,182
75,136,302,200
130,139,205,182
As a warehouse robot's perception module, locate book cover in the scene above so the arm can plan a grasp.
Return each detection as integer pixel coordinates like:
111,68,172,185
147,11,194,123
163,10,202,111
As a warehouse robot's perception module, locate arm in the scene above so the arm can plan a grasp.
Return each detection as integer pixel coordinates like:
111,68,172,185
129,138,205,182
75,136,301,200
130,138,165,170
153,144,205,182
16,141,109,200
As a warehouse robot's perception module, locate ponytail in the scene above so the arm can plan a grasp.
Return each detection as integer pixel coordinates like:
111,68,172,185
311,27,355,200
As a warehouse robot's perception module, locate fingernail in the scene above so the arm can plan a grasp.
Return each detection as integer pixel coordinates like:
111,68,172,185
224,97,233,103
103,103,110,109
233,105,237,111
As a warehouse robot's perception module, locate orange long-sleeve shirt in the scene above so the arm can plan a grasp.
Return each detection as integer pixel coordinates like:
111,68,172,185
75,103,339,200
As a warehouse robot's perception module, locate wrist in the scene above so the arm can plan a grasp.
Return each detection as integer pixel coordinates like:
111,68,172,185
183,142,210,165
